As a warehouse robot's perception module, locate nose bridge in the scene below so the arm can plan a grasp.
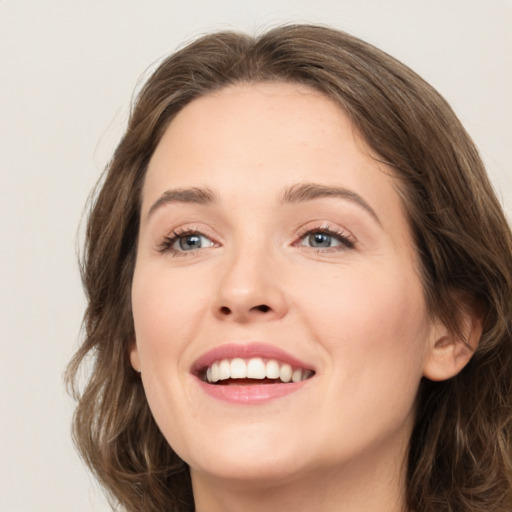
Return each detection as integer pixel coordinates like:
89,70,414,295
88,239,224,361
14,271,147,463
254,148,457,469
213,236,287,322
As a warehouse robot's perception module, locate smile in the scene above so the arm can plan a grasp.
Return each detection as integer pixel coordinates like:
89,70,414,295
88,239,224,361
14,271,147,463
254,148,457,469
192,343,316,403
204,357,314,385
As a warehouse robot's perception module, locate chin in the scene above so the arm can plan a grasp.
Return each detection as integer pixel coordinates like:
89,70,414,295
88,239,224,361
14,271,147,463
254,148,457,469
188,449,311,488
175,423,312,484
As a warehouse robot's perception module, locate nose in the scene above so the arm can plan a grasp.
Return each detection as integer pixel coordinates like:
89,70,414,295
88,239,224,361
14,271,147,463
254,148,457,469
212,246,288,323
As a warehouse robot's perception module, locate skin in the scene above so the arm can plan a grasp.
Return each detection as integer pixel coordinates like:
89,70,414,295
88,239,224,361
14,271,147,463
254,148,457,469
130,83,476,512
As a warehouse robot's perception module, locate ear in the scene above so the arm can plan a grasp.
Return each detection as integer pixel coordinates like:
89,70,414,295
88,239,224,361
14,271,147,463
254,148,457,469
422,303,483,382
129,341,141,373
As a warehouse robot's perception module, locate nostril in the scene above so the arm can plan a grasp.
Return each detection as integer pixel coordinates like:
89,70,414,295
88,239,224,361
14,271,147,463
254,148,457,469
217,304,272,317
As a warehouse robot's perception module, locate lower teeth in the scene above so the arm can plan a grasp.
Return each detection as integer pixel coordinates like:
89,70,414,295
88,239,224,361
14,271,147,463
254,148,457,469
217,378,280,386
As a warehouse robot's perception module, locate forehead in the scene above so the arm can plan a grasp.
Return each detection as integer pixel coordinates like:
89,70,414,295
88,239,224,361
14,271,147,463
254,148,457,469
142,82,408,234
147,83,385,181
148,82,365,172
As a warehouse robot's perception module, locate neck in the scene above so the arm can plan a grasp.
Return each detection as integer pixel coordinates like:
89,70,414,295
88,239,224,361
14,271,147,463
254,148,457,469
191,446,409,512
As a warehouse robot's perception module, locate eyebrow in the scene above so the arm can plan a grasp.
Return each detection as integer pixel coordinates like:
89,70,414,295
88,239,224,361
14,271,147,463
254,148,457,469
281,183,381,224
147,187,216,218
146,182,380,224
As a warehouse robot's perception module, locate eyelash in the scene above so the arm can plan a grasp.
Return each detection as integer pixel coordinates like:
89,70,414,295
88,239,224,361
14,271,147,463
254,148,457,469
157,228,215,256
294,224,355,251
156,224,355,256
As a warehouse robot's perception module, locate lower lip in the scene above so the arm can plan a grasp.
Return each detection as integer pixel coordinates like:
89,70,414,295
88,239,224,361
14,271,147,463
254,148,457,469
196,379,310,404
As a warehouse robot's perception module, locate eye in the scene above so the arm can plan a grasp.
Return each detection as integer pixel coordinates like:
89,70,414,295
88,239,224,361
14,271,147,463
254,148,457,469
304,232,339,248
158,230,216,254
176,233,213,251
296,226,355,250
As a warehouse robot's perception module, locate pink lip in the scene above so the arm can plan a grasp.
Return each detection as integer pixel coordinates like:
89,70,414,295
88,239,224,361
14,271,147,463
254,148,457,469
191,342,315,405
197,379,310,404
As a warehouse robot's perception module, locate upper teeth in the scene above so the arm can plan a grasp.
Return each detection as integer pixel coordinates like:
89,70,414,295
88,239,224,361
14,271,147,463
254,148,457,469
204,357,313,384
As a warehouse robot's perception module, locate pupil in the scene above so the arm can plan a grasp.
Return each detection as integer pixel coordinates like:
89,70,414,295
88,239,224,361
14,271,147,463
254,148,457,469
180,234,201,250
310,232,331,247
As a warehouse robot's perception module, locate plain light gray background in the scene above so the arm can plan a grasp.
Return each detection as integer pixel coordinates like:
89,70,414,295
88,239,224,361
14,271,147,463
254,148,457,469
1,1,510,511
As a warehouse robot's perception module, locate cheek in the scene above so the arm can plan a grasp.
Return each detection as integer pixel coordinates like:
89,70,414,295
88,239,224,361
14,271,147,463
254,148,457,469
132,266,210,357
299,262,429,390
131,266,210,442
131,262,215,429
301,265,430,451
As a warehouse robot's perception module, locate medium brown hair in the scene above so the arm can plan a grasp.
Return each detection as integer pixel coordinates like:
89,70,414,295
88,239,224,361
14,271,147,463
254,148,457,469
67,24,512,511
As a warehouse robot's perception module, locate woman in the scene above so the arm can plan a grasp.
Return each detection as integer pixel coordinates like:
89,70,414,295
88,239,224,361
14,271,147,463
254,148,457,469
67,25,512,512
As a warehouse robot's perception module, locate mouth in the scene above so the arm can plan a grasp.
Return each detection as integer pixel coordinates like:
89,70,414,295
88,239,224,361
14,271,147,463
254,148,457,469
191,343,317,399
201,357,315,385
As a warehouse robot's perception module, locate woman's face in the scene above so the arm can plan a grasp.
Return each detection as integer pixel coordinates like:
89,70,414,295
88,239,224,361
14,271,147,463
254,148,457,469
131,83,439,487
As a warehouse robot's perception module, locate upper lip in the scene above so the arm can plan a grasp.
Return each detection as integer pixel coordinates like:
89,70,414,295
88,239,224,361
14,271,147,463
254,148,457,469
191,342,314,374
